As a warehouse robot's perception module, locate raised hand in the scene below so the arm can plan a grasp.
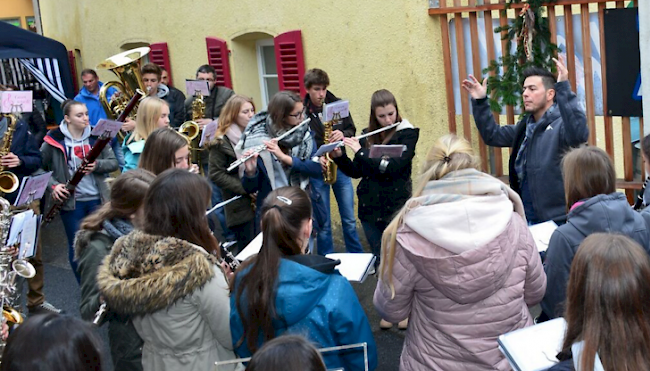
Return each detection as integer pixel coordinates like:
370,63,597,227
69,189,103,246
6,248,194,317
461,75,488,100
552,55,569,83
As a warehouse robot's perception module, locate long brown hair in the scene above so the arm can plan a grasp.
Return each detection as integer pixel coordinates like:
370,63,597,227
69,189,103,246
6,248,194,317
80,169,155,231
234,187,312,353
268,91,301,131
562,146,616,211
142,168,219,255
139,127,189,175
366,89,403,147
562,233,650,371
380,135,479,297
213,94,255,141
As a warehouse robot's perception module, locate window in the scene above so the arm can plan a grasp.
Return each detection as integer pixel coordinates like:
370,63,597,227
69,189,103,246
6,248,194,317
256,39,279,109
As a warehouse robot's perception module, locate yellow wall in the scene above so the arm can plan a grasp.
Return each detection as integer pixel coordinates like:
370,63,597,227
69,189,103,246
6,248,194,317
1,0,35,29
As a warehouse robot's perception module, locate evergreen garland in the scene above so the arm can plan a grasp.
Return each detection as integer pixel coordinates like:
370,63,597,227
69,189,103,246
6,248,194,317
483,0,560,113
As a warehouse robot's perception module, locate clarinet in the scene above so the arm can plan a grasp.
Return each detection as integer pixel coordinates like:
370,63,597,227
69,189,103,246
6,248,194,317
43,92,142,225
219,241,240,271
634,176,650,211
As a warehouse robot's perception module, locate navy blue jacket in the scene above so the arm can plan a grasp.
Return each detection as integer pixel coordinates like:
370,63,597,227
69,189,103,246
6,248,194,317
2,118,42,204
471,80,589,223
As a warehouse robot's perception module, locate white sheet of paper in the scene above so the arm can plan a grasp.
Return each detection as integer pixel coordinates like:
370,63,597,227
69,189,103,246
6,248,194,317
314,142,343,157
498,318,567,371
0,91,33,113
323,100,350,121
7,210,33,247
199,120,218,147
325,253,376,282
19,213,38,259
91,119,123,138
185,80,210,96
235,232,262,261
14,171,52,207
528,221,559,252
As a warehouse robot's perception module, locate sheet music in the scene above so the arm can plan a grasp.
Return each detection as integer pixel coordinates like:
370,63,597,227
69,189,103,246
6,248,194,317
498,318,567,371
235,232,262,261
528,221,558,252
325,253,376,282
7,210,32,247
19,213,38,259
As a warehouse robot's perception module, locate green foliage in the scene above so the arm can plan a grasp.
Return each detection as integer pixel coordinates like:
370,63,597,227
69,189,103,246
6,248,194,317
483,0,560,113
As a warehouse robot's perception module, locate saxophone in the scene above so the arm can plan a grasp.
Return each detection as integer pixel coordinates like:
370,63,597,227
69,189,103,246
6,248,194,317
0,115,20,195
322,113,340,185
179,90,205,174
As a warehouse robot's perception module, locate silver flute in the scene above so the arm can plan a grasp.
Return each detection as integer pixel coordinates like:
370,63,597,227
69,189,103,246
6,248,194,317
331,121,401,149
227,118,311,172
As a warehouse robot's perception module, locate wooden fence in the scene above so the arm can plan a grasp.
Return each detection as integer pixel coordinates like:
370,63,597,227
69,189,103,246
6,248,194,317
429,0,642,200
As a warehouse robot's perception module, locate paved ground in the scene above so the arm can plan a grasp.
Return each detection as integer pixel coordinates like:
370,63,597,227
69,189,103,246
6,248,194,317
33,216,405,370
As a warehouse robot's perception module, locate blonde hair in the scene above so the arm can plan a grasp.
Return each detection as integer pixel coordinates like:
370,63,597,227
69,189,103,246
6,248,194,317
211,94,255,146
379,134,480,298
128,97,167,144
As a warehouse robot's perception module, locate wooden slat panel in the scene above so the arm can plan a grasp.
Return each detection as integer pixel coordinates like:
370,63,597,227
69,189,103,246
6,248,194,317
468,9,488,171
497,8,515,128
454,11,472,143
564,5,577,92
598,2,614,163
548,5,558,47
440,14,457,134
580,4,596,145
622,116,634,202
484,9,504,176
428,0,611,15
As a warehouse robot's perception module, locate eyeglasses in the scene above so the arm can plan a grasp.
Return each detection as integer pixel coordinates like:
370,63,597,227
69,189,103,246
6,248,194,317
288,111,305,119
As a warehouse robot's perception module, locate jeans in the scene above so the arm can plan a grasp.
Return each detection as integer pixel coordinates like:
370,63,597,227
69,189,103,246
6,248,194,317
60,199,102,283
203,163,235,241
111,137,125,169
311,170,363,255
361,220,389,268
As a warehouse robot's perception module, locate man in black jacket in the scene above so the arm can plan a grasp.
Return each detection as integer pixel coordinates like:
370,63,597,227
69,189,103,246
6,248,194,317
184,65,234,127
462,56,588,224
304,69,363,255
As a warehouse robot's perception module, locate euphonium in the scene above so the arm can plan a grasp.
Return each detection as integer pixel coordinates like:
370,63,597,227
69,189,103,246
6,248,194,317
97,47,150,131
322,113,340,185
179,90,206,174
0,114,20,195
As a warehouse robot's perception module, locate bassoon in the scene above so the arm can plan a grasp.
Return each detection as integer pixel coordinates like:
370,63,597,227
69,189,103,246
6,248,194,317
42,92,142,225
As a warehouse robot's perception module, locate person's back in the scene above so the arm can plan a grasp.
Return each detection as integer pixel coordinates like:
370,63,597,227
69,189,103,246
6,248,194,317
374,135,546,371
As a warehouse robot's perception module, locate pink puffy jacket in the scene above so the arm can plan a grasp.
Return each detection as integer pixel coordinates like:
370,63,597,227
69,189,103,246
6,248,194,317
374,213,546,371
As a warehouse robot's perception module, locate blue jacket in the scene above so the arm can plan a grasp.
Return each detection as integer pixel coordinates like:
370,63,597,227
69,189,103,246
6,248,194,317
230,256,377,371
74,82,117,127
1,117,42,204
121,132,145,172
542,193,650,318
471,80,589,223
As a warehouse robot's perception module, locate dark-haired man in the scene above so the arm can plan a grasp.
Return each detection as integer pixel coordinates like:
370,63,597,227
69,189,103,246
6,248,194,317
184,65,234,128
141,63,185,128
463,56,588,224
303,68,363,255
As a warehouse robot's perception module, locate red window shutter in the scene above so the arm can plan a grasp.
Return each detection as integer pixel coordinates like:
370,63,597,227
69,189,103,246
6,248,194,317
149,42,173,86
68,50,78,93
274,30,306,96
205,37,233,88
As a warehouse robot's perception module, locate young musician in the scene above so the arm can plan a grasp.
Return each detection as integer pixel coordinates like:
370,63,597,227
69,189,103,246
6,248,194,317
97,169,239,371
246,335,327,371
139,127,196,175
303,69,362,255
122,97,170,171
40,100,118,283
374,135,545,370
239,91,321,228
542,146,650,319
75,169,155,371
208,95,256,253
141,63,185,128
548,234,650,370
230,187,377,371
329,89,419,269
184,65,234,127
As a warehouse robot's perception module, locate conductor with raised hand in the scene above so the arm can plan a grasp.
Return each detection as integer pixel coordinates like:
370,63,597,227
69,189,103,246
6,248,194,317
462,56,588,224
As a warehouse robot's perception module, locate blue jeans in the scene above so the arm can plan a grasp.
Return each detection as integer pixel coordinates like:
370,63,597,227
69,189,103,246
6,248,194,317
311,170,363,255
60,198,102,283
361,220,389,268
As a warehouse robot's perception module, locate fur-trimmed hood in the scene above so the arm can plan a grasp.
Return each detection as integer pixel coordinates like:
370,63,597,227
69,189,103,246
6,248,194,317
97,230,219,315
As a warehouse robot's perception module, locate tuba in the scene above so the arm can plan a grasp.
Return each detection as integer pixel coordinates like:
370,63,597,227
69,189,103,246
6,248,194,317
97,47,150,139
0,114,20,195
322,112,341,185
179,90,206,174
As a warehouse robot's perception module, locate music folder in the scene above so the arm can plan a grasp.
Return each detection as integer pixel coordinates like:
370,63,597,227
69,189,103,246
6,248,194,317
369,145,406,158
325,253,376,283
498,317,567,371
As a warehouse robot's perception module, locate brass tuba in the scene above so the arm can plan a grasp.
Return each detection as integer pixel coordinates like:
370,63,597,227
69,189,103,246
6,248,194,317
97,47,150,127
322,112,341,185
0,114,20,194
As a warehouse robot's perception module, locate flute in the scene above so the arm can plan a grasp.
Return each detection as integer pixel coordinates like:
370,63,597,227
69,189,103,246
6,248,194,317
328,121,402,149
227,118,311,172
206,195,242,215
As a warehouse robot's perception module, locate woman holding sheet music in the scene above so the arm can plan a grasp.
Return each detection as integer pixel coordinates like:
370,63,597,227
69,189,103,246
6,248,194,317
329,89,419,273
40,99,118,283
230,186,377,371
373,135,545,371
208,95,257,253
97,169,240,371
238,91,321,228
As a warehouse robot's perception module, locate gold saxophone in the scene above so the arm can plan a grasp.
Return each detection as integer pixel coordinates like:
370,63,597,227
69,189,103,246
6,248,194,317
322,113,341,185
179,90,205,174
0,114,20,195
